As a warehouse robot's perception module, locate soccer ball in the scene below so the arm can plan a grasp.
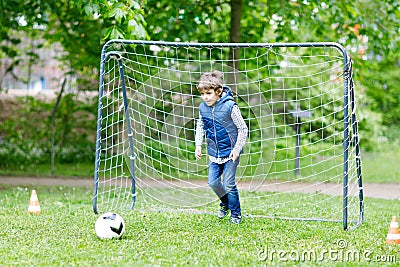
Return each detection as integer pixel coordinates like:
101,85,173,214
95,212,125,239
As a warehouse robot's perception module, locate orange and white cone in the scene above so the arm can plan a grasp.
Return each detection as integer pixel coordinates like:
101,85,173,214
386,215,400,244
28,190,41,215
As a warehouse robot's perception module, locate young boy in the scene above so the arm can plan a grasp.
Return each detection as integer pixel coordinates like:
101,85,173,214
195,70,248,224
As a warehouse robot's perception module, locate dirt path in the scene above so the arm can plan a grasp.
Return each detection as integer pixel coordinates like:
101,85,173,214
0,176,398,200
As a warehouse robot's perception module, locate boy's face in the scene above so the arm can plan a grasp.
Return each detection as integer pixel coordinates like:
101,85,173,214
200,89,220,107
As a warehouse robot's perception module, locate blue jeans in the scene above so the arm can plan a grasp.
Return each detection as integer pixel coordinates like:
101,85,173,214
208,159,241,217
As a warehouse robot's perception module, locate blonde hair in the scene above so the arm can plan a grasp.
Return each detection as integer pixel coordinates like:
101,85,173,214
197,70,224,96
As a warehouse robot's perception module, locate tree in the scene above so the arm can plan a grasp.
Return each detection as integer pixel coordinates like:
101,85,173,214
144,0,399,55
143,0,400,139
364,58,400,127
2,1,399,90
81,0,148,40
1,0,400,138
0,0,147,91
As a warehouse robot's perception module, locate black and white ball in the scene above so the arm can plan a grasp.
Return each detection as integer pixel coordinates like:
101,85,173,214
95,212,125,239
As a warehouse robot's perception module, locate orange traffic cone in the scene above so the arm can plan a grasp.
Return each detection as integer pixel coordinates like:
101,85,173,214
386,215,400,244
28,190,41,215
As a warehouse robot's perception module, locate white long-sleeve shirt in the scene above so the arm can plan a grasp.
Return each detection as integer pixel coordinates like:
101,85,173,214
195,104,248,164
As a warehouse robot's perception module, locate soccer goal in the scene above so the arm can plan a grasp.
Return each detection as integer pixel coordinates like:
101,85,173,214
93,40,363,230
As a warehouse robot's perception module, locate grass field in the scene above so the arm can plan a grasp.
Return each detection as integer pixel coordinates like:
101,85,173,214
0,162,94,178
361,143,400,183
1,144,399,266
0,185,399,266
1,143,400,184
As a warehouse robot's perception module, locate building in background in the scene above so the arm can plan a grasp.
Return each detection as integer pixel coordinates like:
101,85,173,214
0,35,76,94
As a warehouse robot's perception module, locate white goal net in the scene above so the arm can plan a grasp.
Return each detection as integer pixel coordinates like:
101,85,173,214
93,40,363,230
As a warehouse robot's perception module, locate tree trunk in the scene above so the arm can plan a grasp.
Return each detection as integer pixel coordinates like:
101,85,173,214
50,78,67,175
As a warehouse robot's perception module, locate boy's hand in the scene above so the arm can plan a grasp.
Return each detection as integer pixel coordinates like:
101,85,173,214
195,146,202,160
230,150,239,162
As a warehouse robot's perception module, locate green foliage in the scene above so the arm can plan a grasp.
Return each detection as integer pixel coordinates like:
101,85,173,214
143,0,400,141
1,0,399,171
0,96,98,168
145,0,231,42
0,0,148,91
82,0,148,40
363,59,400,128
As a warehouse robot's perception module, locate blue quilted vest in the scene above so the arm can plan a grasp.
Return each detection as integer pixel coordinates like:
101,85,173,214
199,86,239,158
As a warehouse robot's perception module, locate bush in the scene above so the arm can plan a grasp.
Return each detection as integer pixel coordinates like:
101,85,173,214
0,94,97,168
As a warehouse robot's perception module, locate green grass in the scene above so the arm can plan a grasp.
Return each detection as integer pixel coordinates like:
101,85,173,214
2,143,399,184
0,162,94,178
1,185,399,266
361,143,400,183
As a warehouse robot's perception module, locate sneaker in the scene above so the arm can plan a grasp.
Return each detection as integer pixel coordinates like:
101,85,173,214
230,215,242,224
217,206,229,219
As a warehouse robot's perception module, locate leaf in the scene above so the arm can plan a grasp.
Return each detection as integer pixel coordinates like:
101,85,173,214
109,3,128,23
83,3,99,16
103,27,113,40
130,1,141,10
134,24,147,39
135,13,145,24
127,19,138,28
109,26,125,40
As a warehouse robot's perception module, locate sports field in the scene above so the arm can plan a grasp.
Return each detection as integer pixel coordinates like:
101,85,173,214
0,181,399,266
